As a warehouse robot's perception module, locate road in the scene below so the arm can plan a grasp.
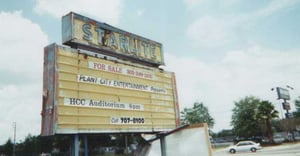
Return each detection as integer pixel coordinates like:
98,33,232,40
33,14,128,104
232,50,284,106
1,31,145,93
213,143,300,156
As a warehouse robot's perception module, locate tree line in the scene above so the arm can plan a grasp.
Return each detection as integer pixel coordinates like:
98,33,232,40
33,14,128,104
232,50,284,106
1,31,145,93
181,96,300,143
0,134,143,156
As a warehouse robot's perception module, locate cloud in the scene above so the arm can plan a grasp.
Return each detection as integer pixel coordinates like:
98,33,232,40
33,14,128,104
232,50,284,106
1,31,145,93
183,0,208,9
164,45,300,131
137,9,145,17
0,11,48,144
186,0,299,49
254,0,298,18
184,0,241,9
186,16,235,48
34,0,123,25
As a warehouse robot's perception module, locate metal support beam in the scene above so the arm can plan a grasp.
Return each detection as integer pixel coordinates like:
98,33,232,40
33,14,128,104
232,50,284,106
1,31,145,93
160,136,166,156
84,135,89,156
74,134,79,156
125,135,128,155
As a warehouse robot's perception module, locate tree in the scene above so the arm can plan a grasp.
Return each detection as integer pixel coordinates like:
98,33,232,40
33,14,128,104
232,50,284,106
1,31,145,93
256,100,279,143
215,129,234,138
231,96,261,138
181,102,214,128
0,138,13,155
271,119,283,132
293,97,300,117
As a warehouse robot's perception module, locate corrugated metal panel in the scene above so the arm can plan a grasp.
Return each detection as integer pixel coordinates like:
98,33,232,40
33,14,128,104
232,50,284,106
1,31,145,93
42,44,179,135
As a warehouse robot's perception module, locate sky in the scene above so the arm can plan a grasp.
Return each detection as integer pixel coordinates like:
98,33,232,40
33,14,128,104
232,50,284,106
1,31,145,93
0,0,300,144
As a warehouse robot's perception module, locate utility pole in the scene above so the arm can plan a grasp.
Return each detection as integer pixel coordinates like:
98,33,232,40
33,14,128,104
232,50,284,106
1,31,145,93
13,122,16,156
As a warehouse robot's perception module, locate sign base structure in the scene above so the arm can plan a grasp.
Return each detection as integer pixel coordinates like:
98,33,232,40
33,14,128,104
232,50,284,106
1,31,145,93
141,123,212,156
41,43,180,136
68,124,212,156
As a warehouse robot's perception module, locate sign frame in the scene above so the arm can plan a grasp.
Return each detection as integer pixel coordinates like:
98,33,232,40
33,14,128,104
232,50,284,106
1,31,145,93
276,87,290,100
41,43,179,136
62,12,164,67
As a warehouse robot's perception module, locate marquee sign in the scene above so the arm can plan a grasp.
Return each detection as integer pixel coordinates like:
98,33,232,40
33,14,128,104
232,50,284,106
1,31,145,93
62,12,164,66
41,44,179,135
276,87,290,100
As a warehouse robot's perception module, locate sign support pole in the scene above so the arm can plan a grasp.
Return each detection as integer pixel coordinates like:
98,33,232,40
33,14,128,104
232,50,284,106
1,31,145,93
74,134,79,156
84,135,89,156
125,135,128,155
284,99,289,118
160,136,167,156
146,125,189,156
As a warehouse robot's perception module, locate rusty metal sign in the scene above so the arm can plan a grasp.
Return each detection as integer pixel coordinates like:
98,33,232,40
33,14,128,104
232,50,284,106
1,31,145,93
62,12,164,66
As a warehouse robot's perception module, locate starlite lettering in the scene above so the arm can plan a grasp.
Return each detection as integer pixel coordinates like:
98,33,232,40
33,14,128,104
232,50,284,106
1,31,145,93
82,23,157,60
62,13,165,65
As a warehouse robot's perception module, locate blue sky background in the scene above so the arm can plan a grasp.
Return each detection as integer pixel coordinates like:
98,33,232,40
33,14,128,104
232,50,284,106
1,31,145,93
0,0,300,144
